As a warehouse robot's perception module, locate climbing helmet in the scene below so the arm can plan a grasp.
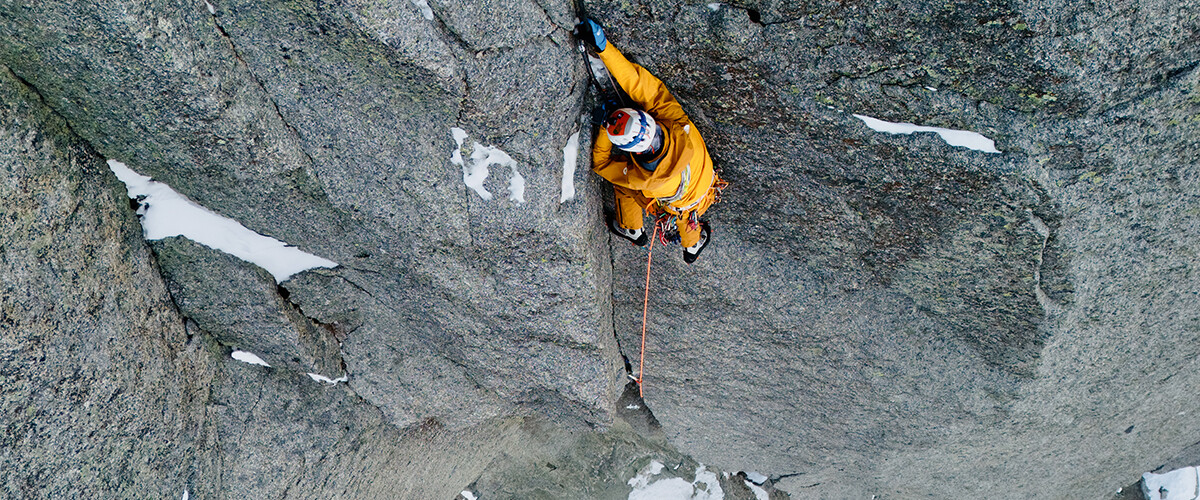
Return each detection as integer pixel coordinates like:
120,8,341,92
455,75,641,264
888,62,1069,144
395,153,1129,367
606,108,658,153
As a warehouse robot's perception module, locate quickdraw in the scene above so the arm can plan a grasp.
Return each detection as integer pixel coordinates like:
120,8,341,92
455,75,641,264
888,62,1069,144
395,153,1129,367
713,174,730,204
654,213,677,246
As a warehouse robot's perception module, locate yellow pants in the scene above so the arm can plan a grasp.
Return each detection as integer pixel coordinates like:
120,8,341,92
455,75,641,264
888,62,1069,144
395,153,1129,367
615,181,718,248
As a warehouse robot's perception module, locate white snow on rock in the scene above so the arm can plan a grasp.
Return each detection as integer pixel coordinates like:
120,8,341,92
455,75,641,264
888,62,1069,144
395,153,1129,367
628,461,724,500
204,1,215,14
743,471,768,485
231,350,271,367
852,114,1000,153
507,166,526,203
450,127,469,166
106,160,338,283
560,131,580,203
1144,467,1200,500
460,491,478,500
629,461,667,490
182,489,190,500
463,143,497,201
306,372,349,385
745,481,769,500
706,2,721,10
410,0,434,20
452,129,527,203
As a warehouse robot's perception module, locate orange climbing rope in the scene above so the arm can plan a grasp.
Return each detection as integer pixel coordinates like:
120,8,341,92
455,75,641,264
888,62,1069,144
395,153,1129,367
634,177,730,397
636,222,661,397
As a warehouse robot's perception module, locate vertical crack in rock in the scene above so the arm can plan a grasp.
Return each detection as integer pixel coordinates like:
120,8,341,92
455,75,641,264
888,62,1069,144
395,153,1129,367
307,271,506,420
529,0,572,32
276,283,350,371
204,10,319,170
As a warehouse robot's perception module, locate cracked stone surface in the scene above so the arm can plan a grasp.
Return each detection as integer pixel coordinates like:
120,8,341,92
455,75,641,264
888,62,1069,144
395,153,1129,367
209,354,527,499
1,0,1198,498
589,0,1199,497
0,0,623,433
149,236,344,376
0,65,217,498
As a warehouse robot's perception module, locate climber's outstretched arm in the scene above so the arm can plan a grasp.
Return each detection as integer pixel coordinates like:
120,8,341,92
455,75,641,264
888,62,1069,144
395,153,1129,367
596,45,689,125
577,19,689,125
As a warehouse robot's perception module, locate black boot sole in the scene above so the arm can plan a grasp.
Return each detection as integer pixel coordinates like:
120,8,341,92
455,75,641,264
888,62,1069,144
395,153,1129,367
608,217,649,247
683,222,711,264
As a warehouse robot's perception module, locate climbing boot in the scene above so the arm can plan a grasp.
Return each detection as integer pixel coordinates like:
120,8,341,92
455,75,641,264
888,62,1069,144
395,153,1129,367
682,222,711,264
609,218,648,247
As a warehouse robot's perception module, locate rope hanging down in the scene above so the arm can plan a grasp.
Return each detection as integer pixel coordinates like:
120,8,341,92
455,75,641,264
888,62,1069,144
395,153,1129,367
637,216,675,397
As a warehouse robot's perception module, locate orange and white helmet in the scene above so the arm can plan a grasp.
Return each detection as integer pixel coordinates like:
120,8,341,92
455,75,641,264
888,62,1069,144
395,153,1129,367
606,108,658,153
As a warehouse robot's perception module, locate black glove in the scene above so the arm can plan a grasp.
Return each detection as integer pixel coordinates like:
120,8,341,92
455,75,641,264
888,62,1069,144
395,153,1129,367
574,18,608,52
591,96,621,126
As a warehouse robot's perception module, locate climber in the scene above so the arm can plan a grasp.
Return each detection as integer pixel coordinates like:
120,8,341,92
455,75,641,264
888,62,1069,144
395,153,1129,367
575,18,723,264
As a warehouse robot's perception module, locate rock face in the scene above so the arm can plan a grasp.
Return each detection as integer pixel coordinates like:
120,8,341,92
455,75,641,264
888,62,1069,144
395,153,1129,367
0,66,214,498
595,0,1200,497
0,0,622,432
150,236,344,376
1,0,1198,498
0,51,648,500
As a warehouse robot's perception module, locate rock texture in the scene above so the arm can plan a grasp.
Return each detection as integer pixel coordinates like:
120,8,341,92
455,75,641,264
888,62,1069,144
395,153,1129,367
593,0,1200,497
0,0,622,432
1,0,1198,498
150,236,344,376
0,66,215,498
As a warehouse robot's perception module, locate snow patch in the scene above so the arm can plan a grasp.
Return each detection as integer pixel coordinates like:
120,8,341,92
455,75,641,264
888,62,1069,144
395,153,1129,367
852,114,1000,153
560,131,580,203
1144,467,1200,500
453,129,526,203
307,373,349,384
706,2,721,10
745,481,769,500
628,461,724,500
231,350,271,367
204,1,215,14
450,127,469,166
458,144,491,200
410,0,434,20
182,489,190,500
626,404,641,410
743,471,767,485
107,160,337,282
508,166,526,203
460,491,477,500
629,461,667,490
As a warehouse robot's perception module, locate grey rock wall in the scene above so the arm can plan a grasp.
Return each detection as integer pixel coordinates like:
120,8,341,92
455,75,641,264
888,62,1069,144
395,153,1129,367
0,56,650,500
592,0,1199,497
0,0,1197,498
0,66,217,498
151,236,344,376
0,0,623,432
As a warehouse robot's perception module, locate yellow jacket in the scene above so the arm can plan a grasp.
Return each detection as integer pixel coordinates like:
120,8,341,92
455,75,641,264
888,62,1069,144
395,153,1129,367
591,46,715,216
